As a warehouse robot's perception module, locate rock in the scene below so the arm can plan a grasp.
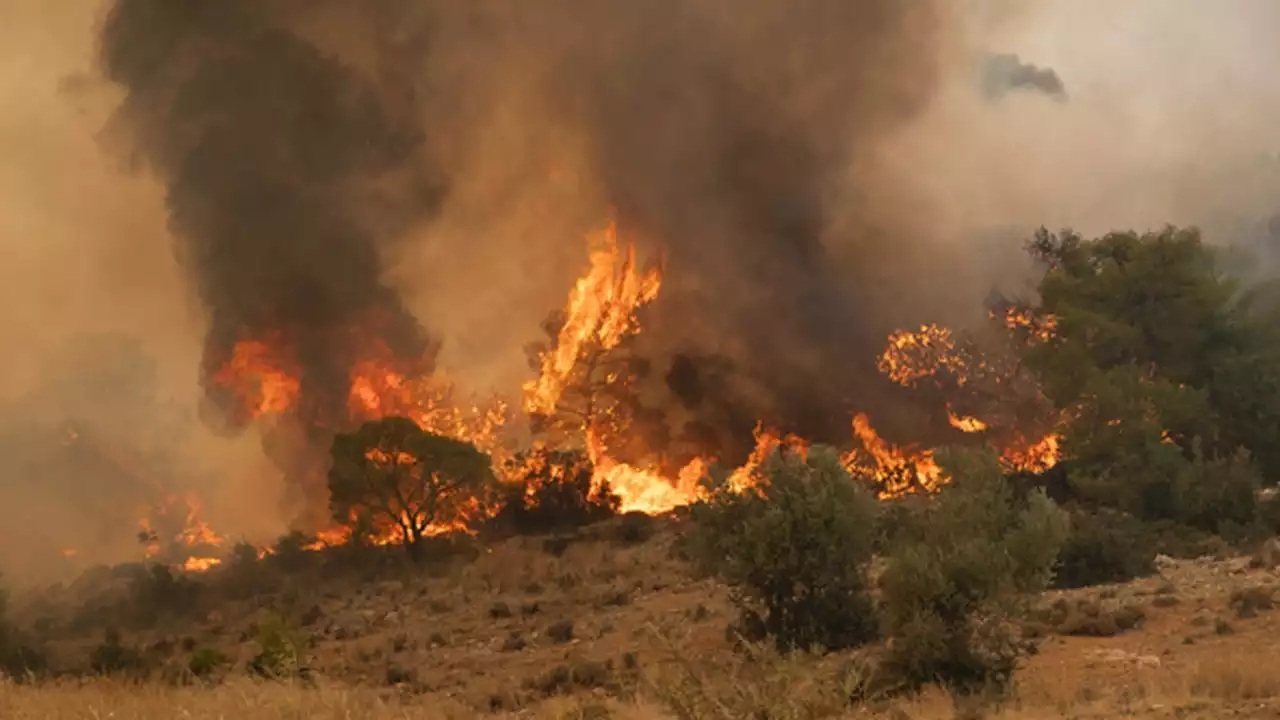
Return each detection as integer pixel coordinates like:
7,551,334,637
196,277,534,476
1251,537,1280,570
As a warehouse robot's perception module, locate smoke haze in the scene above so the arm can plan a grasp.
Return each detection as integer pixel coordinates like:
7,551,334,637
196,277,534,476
3,0,1280,579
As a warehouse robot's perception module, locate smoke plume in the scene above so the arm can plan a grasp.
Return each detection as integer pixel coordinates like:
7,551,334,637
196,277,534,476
97,0,952,480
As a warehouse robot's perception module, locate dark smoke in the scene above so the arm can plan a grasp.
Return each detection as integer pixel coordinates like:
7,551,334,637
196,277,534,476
99,0,443,526
100,0,954,495
981,53,1067,101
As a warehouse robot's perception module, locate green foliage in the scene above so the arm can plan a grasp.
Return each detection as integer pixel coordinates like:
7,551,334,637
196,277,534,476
685,447,880,652
1053,508,1156,589
1024,226,1280,493
90,628,147,676
493,448,620,535
878,447,1069,695
187,646,229,678
248,613,310,680
129,563,204,624
269,531,314,573
328,416,496,560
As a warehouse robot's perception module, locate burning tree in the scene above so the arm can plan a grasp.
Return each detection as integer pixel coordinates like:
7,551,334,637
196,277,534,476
522,219,663,459
327,417,496,560
493,448,621,536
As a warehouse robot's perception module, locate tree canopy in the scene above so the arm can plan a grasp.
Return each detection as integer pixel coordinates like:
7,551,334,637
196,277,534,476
327,416,495,560
1020,226,1280,523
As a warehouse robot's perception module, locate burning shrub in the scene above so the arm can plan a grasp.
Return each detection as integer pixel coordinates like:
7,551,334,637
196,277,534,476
328,417,496,562
684,446,879,652
492,448,621,536
877,447,1069,696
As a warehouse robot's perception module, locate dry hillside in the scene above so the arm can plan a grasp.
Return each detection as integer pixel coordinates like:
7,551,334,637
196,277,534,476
3,516,1280,719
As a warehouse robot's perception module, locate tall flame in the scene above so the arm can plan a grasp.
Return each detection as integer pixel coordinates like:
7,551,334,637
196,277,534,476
522,218,662,418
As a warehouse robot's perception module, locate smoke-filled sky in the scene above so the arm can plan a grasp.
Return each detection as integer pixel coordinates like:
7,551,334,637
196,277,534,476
3,0,1280,577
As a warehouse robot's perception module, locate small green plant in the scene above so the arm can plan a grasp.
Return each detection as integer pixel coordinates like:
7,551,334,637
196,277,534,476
187,646,229,678
684,446,879,652
877,447,1070,696
247,614,309,679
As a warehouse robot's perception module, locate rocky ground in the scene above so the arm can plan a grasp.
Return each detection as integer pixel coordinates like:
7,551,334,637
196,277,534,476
7,521,1280,718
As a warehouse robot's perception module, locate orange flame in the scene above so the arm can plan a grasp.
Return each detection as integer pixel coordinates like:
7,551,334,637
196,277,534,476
947,408,988,433
845,413,944,497
522,217,662,418
211,339,301,419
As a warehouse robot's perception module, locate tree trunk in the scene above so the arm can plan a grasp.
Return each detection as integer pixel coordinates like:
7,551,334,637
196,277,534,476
405,527,424,563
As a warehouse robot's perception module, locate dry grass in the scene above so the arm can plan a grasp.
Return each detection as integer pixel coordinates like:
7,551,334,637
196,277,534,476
5,650,1280,720
0,678,672,720
12,521,1280,719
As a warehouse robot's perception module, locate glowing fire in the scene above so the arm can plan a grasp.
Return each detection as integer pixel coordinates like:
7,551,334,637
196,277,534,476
1000,433,1062,474
211,339,301,419
522,217,662,418
183,557,222,572
173,217,1079,560
947,407,989,433
845,413,944,497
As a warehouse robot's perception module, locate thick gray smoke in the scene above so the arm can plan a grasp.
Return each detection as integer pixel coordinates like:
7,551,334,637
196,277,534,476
98,0,951,489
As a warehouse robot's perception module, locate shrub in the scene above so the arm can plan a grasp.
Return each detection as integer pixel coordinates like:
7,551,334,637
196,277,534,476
685,447,879,652
247,613,310,679
129,564,204,625
0,579,46,681
1053,508,1157,589
187,646,229,678
611,511,657,546
877,447,1069,696
90,628,147,676
269,532,315,574
494,449,620,535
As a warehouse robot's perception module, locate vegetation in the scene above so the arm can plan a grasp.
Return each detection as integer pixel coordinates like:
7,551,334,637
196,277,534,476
492,448,621,535
685,447,880,652
328,417,496,561
877,448,1069,695
1021,227,1280,531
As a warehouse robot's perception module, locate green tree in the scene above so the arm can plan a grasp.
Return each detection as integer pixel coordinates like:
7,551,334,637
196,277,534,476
1021,227,1280,509
684,447,879,652
328,417,495,561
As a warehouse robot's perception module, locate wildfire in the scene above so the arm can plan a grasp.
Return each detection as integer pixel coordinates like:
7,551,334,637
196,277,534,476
1000,433,1062,474
725,424,811,492
947,407,989,433
879,324,970,388
348,364,509,461
845,413,944,497
211,339,301,419
166,218,1077,562
183,557,222,572
522,218,662,418
996,306,1058,344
